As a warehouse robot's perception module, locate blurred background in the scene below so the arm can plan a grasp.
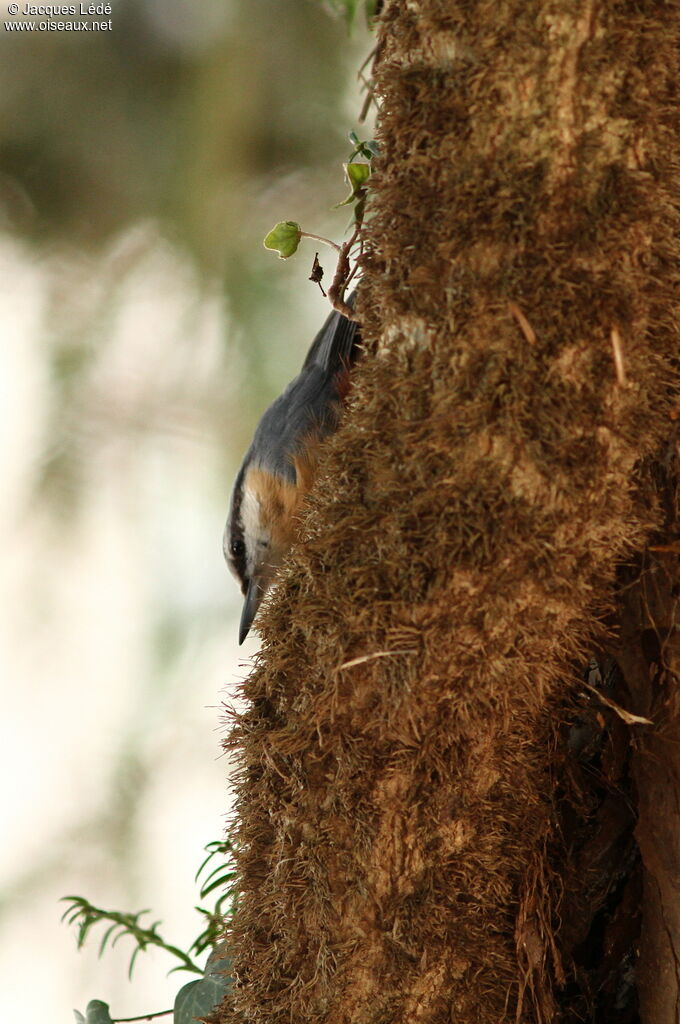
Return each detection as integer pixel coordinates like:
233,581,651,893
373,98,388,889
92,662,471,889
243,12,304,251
0,0,373,1018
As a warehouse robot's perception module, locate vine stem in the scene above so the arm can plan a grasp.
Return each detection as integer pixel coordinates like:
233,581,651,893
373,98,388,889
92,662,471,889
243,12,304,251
328,220,362,322
299,230,342,253
112,1010,173,1022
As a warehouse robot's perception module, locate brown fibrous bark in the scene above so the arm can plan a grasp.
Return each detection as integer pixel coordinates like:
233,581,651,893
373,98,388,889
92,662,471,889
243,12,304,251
218,2,680,1022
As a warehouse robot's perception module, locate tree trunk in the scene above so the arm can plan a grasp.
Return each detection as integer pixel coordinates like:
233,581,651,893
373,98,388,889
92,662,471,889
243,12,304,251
218,2,680,1022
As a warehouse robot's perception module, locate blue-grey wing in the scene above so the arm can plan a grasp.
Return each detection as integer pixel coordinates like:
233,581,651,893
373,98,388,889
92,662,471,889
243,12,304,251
301,292,359,374
248,365,342,482
247,296,361,483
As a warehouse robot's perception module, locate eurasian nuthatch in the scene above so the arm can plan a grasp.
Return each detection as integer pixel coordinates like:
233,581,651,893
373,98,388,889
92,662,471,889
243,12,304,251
224,295,361,643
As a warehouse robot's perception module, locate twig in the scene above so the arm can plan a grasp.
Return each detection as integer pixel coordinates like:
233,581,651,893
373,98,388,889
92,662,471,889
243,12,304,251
610,325,628,386
358,44,378,76
328,222,362,321
583,682,652,726
649,541,680,554
358,81,376,124
508,301,536,345
338,650,418,671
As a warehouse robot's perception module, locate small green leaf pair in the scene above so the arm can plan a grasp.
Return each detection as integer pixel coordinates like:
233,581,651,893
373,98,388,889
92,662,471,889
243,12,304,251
348,131,380,161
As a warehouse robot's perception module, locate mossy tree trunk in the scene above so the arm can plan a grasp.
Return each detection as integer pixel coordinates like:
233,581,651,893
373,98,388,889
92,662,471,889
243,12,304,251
218,2,679,1022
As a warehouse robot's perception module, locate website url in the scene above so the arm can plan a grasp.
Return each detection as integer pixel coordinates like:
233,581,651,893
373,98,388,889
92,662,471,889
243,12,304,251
4,18,111,29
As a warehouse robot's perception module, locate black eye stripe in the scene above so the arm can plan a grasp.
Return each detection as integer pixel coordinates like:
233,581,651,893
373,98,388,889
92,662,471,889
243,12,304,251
227,527,247,570
225,463,249,594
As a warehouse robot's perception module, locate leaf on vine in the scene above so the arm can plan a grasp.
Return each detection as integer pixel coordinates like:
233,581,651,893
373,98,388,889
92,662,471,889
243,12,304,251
174,944,231,1024
263,221,302,258
334,162,370,207
348,135,379,162
73,1001,113,1024
347,162,371,190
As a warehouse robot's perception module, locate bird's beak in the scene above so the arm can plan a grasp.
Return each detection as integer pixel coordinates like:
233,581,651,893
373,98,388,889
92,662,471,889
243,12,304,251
239,577,264,645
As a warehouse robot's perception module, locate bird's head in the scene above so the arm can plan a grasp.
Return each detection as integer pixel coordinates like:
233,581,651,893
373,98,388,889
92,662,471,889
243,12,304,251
224,463,300,643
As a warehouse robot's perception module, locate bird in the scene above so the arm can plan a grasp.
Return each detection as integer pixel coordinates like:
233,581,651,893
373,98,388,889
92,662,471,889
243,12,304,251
224,295,361,644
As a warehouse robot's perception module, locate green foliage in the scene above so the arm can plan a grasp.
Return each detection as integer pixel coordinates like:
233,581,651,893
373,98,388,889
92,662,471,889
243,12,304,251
61,897,203,978
263,221,303,259
62,840,237,979
190,841,238,958
174,943,231,1024
335,161,371,207
347,130,380,162
73,1002,113,1024
343,132,378,225
71,949,231,1024
65,840,237,1022
263,131,378,268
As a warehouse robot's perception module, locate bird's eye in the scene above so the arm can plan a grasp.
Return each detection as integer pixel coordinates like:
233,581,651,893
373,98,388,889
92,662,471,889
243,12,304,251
230,539,245,560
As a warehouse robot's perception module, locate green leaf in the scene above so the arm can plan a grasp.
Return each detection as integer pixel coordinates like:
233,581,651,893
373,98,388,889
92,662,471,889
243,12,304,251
348,138,379,163
174,946,231,1024
200,868,236,898
263,221,302,259
98,922,120,957
334,162,371,207
174,975,229,1024
346,162,370,192
75,1001,112,1024
60,896,202,976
